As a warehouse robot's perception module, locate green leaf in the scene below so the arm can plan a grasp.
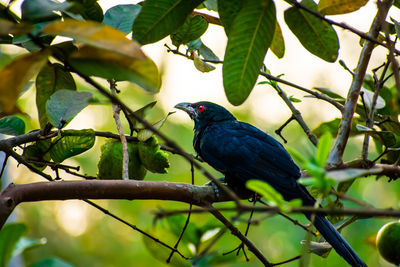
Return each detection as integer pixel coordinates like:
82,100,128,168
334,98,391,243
69,46,161,93
165,215,201,246
36,63,76,128
138,136,170,173
66,0,104,22
286,147,307,166
270,20,285,58
223,0,276,106
171,15,208,46
46,90,92,128
201,0,218,11
49,129,95,163
315,133,332,167
29,258,74,267
0,50,49,116
103,4,142,34
198,41,220,61
128,101,157,128
217,0,243,36
326,168,382,183
132,0,204,45
0,116,25,135
12,237,47,258
284,0,339,62
0,19,34,37
288,95,301,103
392,17,400,38
318,0,368,15
246,179,285,207
21,0,71,23
43,19,146,59
0,223,27,267
356,124,397,148
313,87,344,100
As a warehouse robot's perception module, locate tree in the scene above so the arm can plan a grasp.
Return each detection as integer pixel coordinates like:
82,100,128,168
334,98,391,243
0,0,399,266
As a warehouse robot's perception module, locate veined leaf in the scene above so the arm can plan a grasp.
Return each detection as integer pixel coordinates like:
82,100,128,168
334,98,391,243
171,15,208,46
36,63,76,128
284,0,339,62
46,90,92,128
132,0,204,45
21,0,71,22
50,129,95,163
42,19,146,59
103,4,142,34
0,116,25,136
0,50,49,116
66,0,104,22
0,223,27,267
318,0,368,15
217,0,243,35
69,45,161,93
223,0,276,106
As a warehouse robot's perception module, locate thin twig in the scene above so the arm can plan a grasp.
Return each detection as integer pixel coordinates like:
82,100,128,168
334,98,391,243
275,115,295,143
272,255,301,266
0,154,9,180
329,189,374,209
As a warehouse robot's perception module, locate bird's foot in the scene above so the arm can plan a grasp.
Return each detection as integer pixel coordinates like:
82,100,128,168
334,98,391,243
204,178,226,199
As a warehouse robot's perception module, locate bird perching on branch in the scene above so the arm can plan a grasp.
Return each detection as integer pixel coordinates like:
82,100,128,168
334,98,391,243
175,101,366,267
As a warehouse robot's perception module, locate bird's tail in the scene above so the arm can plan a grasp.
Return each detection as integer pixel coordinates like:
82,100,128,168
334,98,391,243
312,215,367,267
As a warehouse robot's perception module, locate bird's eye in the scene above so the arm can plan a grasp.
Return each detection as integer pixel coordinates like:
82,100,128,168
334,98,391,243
198,105,205,112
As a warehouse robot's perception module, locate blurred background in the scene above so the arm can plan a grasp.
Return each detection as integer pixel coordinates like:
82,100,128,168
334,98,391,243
1,0,400,266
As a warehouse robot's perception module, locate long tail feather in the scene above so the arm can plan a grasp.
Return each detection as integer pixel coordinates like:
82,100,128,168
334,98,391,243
312,215,367,267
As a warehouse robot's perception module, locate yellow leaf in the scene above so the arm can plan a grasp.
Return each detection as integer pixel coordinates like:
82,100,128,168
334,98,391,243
0,19,33,36
270,20,285,59
0,50,49,115
193,53,215,72
42,19,146,59
318,0,369,15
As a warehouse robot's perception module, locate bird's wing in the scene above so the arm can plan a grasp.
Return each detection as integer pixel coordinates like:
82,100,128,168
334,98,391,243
199,121,303,199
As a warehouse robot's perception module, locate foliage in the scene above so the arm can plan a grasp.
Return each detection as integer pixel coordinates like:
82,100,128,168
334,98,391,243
0,0,400,266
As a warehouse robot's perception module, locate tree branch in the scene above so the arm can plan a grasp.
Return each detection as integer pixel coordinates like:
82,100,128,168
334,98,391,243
327,0,393,167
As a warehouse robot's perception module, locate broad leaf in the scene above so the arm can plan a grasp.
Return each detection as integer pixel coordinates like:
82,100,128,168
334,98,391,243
360,87,385,110
0,116,25,136
193,53,216,72
127,101,157,129
43,19,145,59
46,90,92,128
30,258,74,267
0,19,34,36
50,129,95,163
0,50,49,116
284,0,339,62
103,4,142,34
21,0,71,22
217,0,243,36
66,0,104,22
270,20,285,59
171,15,208,46
69,45,161,93
223,0,276,106
132,0,204,45
318,0,368,15
356,124,397,148
36,63,76,128
0,223,27,267
315,133,332,167
12,237,47,258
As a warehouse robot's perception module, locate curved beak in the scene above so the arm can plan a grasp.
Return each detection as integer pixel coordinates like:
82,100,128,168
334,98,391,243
174,102,196,118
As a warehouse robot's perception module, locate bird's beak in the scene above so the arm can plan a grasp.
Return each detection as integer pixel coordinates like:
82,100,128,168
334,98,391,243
174,102,196,118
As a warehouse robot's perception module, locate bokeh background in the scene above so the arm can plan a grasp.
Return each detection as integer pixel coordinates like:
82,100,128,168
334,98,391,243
1,0,400,266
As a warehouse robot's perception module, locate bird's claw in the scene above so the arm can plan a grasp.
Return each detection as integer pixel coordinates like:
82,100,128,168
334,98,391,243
205,178,226,199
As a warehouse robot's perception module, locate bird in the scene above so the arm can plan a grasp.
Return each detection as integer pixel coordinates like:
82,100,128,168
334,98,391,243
175,101,367,267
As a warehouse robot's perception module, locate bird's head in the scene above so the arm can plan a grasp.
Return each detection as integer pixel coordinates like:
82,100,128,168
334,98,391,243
174,101,236,128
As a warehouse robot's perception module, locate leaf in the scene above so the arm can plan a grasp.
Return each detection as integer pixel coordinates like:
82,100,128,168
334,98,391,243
318,0,368,15
198,41,220,61
138,136,170,173
223,0,276,106
0,116,25,136
217,0,243,36
201,0,218,11
132,0,204,45
69,45,161,93
103,4,142,34
165,215,201,246
392,18,400,38
315,133,332,167
326,168,382,183
12,237,47,258
288,95,301,103
171,15,208,46
36,63,76,128
66,0,104,22
246,179,285,207
313,87,344,100
301,241,332,257
0,223,27,267
270,20,285,58
137,112,175,141
284,0,339,62
50,129,95,163
0,50,49,116
356,124,397,147
29,258,74,267
21,0,71,22
46,90,92,128
286,147,307,166
42,19,146,59
193,53,216,72
0,19,34,36
360,87,385,110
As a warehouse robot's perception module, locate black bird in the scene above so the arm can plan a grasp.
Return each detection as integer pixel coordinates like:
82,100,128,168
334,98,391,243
175,101,367,267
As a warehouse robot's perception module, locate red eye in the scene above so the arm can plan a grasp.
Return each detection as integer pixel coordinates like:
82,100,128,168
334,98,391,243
198,105,205,112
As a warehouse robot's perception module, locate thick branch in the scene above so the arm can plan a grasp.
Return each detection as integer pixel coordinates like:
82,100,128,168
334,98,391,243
0,180,223,229
327,1,392,167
